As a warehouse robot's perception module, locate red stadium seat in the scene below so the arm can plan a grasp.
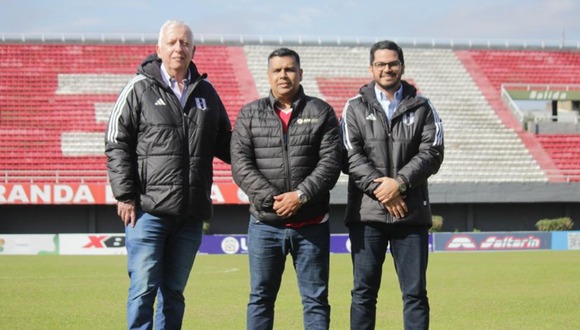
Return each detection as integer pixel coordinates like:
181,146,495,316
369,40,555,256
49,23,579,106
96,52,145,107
0,44,257,183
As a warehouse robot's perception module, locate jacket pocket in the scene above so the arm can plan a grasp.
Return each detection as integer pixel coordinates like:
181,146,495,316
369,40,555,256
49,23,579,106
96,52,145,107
139,158,147,193
394,187,430,224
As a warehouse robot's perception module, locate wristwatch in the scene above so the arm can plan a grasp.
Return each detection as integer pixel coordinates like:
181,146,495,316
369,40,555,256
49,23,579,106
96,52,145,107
396,176,408,194
296,190,309,204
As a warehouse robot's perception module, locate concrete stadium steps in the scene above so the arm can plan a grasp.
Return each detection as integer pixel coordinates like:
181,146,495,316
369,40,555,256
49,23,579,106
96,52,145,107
536,134,580,181
243,45,369,100
403,49,546,183
1,43,578,184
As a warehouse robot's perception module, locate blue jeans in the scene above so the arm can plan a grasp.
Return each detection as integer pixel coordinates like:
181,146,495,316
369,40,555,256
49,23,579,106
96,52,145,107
246,216,331,330
125,211,203,330
349,222,430,330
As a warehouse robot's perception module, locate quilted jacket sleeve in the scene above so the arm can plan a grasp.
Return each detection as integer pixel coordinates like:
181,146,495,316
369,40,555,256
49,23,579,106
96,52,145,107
340,98,383,198
230,104,282,211
104,76,143,202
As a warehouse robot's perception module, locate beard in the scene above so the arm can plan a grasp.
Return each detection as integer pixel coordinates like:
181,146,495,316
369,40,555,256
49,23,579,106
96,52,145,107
377,73,402,92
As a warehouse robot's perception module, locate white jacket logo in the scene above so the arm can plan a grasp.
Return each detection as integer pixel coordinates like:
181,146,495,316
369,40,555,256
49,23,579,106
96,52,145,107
403,112,415,125
365,114,376,121
297,118,319,124
195,97,207,111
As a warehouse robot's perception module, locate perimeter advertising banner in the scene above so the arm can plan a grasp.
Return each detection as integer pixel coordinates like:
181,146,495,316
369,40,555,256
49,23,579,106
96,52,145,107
433,232,552,251
53,234,359,255
0,234,58,255
0,183,249,205
3,232,572,255
198,234,351,254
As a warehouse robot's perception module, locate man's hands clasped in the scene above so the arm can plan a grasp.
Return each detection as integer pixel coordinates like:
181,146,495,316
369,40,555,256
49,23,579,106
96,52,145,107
273,191,303,218
373,177,408,219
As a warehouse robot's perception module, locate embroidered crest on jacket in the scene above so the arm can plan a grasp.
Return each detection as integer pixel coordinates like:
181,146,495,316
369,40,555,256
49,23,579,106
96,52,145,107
403,112,415,125
195,97,207,110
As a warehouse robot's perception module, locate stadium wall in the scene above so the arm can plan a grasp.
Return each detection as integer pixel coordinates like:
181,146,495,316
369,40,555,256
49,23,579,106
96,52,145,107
1,196,579,234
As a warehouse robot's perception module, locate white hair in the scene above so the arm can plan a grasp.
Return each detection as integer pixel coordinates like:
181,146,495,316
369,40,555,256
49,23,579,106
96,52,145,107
157,20,194,46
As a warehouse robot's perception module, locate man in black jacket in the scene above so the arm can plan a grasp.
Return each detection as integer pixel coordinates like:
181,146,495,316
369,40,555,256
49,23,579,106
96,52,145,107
341,40,444,330
231,48,342,330
105,20,231,329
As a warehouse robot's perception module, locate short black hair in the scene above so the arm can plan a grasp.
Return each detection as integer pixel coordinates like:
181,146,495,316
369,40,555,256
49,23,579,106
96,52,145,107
268,47,301,67
370,40,404,66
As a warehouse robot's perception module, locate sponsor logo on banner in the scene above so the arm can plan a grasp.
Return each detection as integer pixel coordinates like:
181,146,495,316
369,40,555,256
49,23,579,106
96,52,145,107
445,236,478,250
199,235,249,254
220,236,242,254
436,232,551,251
568,232,580,250
60,234,127,255
480,235,541,249
83,235,125,249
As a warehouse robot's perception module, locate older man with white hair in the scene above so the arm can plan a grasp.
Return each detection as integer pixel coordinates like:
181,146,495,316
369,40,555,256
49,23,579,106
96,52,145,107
105,19,232,329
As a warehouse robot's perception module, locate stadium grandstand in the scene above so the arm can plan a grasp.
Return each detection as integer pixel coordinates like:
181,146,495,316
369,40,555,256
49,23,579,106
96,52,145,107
0,33,579,234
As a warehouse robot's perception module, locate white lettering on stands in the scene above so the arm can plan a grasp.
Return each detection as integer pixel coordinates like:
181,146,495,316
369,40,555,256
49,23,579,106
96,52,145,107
0,184,96,204
73,185,95,203
54,185,74,203
30,185,51,203
210,184,225,203
236,187,249,203
529,90,567,100
105,185,117,204
7,185,29,203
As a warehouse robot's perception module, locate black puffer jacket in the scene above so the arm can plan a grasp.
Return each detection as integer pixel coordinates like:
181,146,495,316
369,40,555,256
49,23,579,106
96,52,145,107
105,54,232,220
341,80,444,226
231,87,342,224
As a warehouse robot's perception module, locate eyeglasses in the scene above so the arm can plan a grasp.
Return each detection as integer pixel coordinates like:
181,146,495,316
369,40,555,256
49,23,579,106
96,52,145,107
372,61,401,70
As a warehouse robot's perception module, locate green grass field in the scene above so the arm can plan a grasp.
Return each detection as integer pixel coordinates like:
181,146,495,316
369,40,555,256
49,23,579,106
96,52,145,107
1,251,579,329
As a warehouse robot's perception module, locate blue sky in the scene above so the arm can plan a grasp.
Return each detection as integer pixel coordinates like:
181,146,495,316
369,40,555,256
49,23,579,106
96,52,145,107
1,0,579,42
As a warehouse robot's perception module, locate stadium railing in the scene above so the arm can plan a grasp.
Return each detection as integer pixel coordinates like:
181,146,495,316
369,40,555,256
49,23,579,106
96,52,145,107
1,32,579,50
1,170,108,184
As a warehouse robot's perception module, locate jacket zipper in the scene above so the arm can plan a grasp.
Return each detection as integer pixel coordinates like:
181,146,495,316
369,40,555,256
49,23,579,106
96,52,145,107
279,112,293,192
173,75,206,214
373,102,395,222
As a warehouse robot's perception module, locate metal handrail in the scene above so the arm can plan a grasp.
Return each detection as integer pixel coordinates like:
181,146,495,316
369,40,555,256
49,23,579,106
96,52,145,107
2,170,579,184
501,86,526,128
502,83,580,91
1,32,580,50
501,84,580,126
1,170,108,184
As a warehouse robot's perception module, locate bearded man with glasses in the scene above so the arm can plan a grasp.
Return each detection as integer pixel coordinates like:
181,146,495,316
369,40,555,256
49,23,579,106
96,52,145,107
340,40,444,330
